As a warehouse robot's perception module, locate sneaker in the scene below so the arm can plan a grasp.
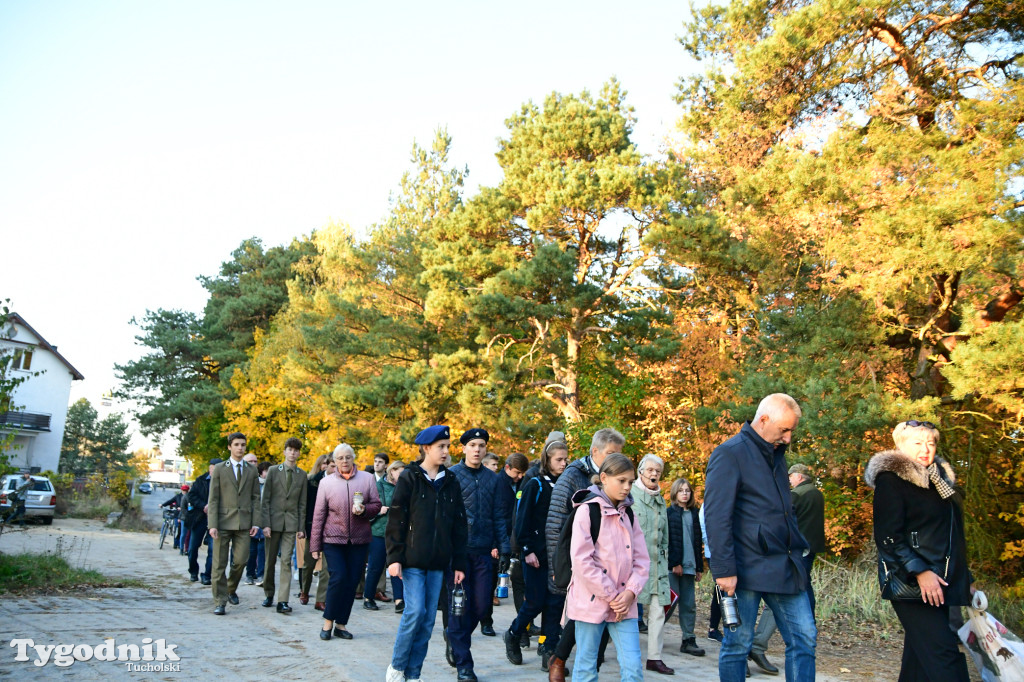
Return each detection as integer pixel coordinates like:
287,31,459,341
364,599,379,611
638,619,648,633
243,576,255,585
395,599,405,613
385,664,404,682
708,628,724,642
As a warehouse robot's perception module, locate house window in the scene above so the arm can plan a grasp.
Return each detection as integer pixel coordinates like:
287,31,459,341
9,349,32,371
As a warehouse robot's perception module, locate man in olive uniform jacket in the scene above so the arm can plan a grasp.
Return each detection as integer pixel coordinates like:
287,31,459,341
208,432,262,615
260,437,308,613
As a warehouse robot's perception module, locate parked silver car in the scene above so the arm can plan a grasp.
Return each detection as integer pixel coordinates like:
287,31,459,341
0,474,56,524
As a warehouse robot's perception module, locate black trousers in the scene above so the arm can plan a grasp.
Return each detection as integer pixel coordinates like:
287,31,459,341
891,601,970,682
553,618,610,662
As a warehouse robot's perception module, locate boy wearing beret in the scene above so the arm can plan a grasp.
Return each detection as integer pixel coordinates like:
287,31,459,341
445,428,513,682
386,426,468,682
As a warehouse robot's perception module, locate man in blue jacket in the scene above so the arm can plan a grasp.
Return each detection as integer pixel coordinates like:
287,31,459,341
447,428,511,682
704,393,816,682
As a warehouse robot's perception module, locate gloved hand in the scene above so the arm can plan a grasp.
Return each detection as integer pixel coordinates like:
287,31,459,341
498,553,511,574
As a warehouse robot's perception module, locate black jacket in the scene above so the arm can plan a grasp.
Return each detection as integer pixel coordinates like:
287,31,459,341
791,480,826,555
545,457,598,592
667,504,704,573
514,473,558,564
304,470,326,537
385,461,469,572
450,462,511,556
866,451,972,605
185,474,211,530
704,423,809,594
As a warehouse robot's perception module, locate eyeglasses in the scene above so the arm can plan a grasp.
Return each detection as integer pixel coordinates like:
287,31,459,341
905,420,937,429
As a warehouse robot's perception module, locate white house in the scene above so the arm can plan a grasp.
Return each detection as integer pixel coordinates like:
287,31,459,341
0,313,84,473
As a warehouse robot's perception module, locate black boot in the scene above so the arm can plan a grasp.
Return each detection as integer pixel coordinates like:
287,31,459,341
504,628,523,665
680,637,706,656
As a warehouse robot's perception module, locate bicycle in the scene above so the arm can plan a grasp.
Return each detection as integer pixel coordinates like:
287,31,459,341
159,507,179,550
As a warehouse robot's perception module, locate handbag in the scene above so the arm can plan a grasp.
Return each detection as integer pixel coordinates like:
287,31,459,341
880,505,954,602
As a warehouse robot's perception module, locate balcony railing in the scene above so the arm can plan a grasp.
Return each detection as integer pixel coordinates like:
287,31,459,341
0,411,51,432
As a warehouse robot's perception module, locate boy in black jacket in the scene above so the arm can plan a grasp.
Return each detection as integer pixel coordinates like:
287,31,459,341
386,426,468,682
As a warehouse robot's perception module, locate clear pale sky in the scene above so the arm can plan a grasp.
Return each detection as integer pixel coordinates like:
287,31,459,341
0,1,699,452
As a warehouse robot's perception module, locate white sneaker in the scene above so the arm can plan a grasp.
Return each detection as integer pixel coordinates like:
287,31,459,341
385,664,405,682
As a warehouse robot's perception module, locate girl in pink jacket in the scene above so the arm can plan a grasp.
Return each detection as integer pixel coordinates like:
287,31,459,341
566,453,650,682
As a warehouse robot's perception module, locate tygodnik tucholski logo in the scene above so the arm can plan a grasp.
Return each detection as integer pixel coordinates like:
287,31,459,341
10,637,181,671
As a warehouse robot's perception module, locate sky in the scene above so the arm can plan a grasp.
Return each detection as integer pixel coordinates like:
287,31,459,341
0,1,701,453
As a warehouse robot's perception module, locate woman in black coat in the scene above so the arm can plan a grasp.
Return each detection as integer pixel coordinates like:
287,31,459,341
865,420,973,682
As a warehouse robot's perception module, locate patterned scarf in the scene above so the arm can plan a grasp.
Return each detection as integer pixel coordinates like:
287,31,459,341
927,462,958,500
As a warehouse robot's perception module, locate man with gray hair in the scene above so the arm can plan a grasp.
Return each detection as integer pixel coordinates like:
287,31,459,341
543,427,625,682
704,393,816,681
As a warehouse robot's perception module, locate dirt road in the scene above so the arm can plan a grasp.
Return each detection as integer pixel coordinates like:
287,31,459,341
0,518,889,680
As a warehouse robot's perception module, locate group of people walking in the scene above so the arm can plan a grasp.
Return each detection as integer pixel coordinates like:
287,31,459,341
172,390,974,682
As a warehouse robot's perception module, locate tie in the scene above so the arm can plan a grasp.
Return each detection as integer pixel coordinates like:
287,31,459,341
286,467,293,493
235,463,241,480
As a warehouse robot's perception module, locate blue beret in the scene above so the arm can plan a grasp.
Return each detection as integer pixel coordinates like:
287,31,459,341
209,458,224,466
414,425,450,445
459,428,489,445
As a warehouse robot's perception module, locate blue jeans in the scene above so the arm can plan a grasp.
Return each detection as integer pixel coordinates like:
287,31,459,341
365,536,403,601
573,619,643,682
391,568,444,679
447,552,494,670
246,531,265,579
720,589,816,682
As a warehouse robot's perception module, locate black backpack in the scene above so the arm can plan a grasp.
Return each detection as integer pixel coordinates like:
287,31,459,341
552,493,634,590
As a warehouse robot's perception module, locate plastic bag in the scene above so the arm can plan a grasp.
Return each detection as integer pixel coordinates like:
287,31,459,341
958,591,1024,682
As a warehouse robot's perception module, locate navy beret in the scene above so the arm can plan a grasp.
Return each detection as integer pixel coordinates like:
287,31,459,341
209,458,224,466
414,425,451,445
459,428,490,445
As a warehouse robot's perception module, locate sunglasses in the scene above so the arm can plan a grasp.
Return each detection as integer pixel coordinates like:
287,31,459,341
906,420,937,429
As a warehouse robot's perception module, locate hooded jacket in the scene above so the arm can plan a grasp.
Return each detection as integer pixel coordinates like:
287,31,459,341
865,450,972,605
565,485,650,624
704,422,809,594
385,461,469,572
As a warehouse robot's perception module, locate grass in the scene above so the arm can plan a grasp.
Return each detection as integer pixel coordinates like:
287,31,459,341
0,535,146,594
109,504,156,532
64,491,121,520
695,547,1024,638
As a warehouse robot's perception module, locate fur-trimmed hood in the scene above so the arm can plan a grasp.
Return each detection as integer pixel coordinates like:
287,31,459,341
864,450,955,489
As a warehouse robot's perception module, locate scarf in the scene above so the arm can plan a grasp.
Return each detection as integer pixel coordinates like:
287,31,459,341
927,462,958,500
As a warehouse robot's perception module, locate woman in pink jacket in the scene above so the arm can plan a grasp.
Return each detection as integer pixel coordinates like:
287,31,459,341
310,443,381,641
566,453,650,682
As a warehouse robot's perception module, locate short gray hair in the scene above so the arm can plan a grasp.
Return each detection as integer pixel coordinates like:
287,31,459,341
332,443,355,459
589,427,625,456
637,453,664,478
753,393,802,423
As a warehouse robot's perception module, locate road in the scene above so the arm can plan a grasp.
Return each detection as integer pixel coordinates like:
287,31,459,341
0,518,884,681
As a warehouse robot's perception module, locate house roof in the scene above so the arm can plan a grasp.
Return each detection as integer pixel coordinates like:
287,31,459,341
6,313,85,381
